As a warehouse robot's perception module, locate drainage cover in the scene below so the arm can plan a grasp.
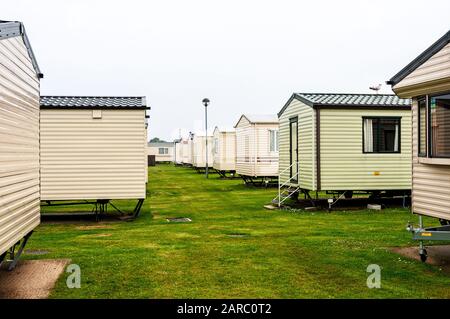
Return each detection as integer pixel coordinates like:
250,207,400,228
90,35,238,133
24,250,50,256
227,233,249,238
167,217,192,223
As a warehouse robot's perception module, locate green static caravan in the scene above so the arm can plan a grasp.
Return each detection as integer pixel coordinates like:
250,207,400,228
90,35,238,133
388,30,450,262
0,21,42,269
275,93,412,203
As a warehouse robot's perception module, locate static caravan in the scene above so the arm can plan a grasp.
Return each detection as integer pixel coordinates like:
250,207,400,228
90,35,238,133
388,30,450,262
191,132,214,172
234,114,279,185
173,139,183,165
274,93,412,206
212,127,236,177
40,96,149,217
180,139,192,166
0,21,42,269
147,142,174,163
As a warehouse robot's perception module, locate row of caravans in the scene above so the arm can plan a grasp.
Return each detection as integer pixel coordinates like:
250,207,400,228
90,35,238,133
174,115,280,183
177,29,450,262
1,21,149,269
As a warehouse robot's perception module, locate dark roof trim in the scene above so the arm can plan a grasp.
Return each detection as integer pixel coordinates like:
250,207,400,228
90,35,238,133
40,96,150,110
387,30,450,86
0,21,43,79
278,93,411,117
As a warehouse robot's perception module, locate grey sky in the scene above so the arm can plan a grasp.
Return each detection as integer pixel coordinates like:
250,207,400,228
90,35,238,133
4,0,450,141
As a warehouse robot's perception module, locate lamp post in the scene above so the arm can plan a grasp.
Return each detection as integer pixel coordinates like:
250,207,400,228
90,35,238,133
202,98,210,178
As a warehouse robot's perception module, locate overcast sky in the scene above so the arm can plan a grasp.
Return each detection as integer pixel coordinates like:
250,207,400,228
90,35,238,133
4,0,450,140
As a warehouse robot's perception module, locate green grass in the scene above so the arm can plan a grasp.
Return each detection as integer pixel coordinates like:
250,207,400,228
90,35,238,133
27,164,450,298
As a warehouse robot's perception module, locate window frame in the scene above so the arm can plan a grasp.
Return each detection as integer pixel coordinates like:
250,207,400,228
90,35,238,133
158,147,168,155
269,129,279,153
417,97,427,157
429,91,450,159
362,116,402,154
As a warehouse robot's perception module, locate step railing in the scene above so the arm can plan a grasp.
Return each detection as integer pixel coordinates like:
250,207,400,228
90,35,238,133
276,162,299,207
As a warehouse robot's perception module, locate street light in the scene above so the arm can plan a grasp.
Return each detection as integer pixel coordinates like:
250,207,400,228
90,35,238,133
202,98,210,178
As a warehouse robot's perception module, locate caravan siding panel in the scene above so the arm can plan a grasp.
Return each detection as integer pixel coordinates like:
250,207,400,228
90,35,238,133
279,99,315,190
0,36,40,256
319,108,411,190
40,109,146,200
235,117,278,177
254,123,279,177
394,43,450,94
193,136,214,168
213,131,236,171
235,118,254,176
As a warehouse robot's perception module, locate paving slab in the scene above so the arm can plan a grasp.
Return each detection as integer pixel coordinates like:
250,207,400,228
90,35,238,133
0,259,70,299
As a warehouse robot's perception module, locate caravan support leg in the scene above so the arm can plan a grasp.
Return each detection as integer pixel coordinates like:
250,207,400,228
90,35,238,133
7,231,33,271
133,199,145,218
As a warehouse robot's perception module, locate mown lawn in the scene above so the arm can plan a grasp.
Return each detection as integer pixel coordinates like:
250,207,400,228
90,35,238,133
29,164,450,298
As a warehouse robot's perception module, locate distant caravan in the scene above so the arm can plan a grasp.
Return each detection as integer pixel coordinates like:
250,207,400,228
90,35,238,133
234,114,279,186
212,127,237,178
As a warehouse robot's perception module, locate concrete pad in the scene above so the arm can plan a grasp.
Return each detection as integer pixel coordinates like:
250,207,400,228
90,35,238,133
391,245,450,271
0,259,70,299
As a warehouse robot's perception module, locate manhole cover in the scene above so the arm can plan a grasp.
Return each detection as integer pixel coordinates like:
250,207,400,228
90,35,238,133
24,250,50,256
167,217,192,223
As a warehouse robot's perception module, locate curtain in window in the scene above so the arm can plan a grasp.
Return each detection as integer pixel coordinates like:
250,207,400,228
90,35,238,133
364,119,373,152
394,123,399,152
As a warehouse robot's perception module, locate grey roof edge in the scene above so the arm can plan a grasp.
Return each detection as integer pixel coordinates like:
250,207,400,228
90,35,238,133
278,93,411,118
387,30,450,86
233,114,278,127
0,21,43,79
40,95,150,109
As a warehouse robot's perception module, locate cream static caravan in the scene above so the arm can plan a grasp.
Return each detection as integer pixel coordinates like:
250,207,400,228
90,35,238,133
212,127,236,177
147,141,174,163
40,96,149,218
274,93,411,206
191,131,214,173
0,21,42,269
234,114,279,186
180,138,192,166
173,139,183,165
388,30,450,262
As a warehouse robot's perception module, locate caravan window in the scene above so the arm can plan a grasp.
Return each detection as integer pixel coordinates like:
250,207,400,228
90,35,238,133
430,93,450,158
363,117,401,153
158,148,169,155
269,130,279,152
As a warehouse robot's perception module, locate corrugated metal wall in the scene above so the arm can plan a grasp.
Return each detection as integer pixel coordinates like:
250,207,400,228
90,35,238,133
0,36,40,256
236,117,279,177
278,99,315,190
213,131,236,171
320,108,411,191
40,109,146,200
